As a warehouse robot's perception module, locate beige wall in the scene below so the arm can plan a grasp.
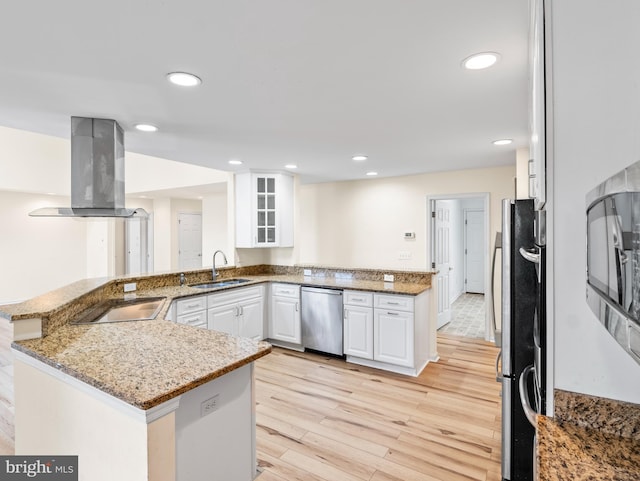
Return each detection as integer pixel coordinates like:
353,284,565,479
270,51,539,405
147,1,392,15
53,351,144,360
295,165,515,270
0,191,87,302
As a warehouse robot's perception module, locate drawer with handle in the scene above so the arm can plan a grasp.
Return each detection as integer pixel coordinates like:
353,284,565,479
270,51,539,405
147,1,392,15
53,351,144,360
344,290,373,307
374,294,414,312
176,296,207,315
176,310,207,328
272,283,300,298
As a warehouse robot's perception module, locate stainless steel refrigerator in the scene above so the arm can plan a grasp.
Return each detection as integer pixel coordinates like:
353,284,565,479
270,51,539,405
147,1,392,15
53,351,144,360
497,198,546,481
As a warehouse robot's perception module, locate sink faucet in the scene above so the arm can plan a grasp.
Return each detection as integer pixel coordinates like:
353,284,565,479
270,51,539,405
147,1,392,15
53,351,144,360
212,250,228,280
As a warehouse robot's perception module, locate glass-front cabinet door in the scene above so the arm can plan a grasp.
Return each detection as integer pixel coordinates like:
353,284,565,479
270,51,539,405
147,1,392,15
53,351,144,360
235,171,293,248
256,176,277,245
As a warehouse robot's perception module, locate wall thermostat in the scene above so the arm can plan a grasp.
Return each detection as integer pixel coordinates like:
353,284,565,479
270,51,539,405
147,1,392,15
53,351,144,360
404,232,416,240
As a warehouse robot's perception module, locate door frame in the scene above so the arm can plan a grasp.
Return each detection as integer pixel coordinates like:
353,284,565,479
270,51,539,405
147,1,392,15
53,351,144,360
426,193,492,341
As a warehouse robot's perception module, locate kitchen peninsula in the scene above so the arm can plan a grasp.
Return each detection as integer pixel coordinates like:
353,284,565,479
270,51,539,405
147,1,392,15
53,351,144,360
0,264,434,481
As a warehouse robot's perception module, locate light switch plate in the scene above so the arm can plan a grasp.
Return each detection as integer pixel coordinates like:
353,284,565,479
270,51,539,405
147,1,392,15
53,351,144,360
123,282,137,292
383,274,395,282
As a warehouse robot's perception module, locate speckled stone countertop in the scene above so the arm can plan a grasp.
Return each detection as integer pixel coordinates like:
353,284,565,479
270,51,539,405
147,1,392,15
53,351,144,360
537,390,640,480
13,321,271,410
1,264,432,410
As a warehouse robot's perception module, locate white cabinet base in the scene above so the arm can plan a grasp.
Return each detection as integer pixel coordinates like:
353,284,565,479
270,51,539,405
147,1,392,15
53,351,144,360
345,355,433,377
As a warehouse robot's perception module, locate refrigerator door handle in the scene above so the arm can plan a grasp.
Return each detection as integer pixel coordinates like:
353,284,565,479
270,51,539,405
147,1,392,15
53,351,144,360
519,364,538,428
519,246,540,264
491,232,502,346
495,350,503,382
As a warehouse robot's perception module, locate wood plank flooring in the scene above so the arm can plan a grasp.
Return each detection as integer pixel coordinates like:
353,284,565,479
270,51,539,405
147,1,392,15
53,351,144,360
255,335,502,481
0,327,502,481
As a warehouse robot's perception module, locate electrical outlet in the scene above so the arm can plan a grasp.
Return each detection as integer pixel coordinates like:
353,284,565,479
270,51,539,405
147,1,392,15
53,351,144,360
398,251,412,260
383,274,395,282
304,269,312,276
123,282,137,292
201,394,220,417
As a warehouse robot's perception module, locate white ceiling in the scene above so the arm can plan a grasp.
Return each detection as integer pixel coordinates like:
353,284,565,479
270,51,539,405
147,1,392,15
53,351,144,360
0,0,529,184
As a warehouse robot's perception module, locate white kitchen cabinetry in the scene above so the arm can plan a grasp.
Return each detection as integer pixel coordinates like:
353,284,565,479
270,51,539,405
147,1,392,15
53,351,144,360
208,285,265,340
269,283,301,345
343,291,374,359
344,291,435,376
235,172,294,248
174,296,208,329
374,308,414,367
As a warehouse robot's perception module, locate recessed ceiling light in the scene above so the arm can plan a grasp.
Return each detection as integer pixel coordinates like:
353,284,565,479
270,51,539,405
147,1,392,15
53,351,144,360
366,171,378,176
493,139,513,146
462,52,500,70
135,123,158,132
166,72,202,87
285,164,298,169
352,155,368,161
228,159,243,165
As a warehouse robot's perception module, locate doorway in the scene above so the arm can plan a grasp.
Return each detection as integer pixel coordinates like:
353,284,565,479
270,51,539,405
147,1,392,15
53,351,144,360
428,194,491,340
125,216,152,275
178,212,203,270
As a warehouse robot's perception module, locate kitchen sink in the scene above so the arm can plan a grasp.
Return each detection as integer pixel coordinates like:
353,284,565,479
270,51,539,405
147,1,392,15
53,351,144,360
190,279,251,289
73,297,166,324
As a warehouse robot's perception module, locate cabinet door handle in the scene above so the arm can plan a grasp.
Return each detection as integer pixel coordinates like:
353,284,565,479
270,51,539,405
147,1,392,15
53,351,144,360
353,297,363,302
387,311,399,316
295,302,299,312
387,301,400,305
344,308,349,319
239,305,244,316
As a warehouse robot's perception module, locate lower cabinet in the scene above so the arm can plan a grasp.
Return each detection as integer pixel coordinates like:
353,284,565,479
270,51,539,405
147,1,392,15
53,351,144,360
373,308,414,367
208,285,265,340
343,291,374,359
344,291,423,374
173,296,208,329
269,284,301,344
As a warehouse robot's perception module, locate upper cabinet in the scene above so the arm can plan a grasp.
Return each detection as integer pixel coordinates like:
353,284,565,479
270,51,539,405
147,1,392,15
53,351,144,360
528,0,547,209
235,172,294,248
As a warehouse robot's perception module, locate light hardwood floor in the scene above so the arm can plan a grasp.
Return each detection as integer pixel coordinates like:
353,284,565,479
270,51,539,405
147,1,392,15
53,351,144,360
0,330,502,481
255,335,502,481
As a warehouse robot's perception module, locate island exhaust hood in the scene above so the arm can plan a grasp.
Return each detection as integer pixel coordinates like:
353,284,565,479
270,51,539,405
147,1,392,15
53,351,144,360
29,116,147,218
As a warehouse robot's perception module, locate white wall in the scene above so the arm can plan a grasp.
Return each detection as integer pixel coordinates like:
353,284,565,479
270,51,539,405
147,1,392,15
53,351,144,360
297,165,514,270
515,147,530,199
202,191,229,266
0,191,87,302
551,0,640,403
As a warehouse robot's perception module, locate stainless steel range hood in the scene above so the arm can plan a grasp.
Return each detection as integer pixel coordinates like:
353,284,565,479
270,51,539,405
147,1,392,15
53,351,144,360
29,117,147,218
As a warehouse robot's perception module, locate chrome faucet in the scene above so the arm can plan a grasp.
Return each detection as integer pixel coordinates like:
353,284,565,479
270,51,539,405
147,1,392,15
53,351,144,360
212,250,228,280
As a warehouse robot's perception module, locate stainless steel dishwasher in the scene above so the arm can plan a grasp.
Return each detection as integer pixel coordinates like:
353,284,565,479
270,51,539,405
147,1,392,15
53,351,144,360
301,287,344,356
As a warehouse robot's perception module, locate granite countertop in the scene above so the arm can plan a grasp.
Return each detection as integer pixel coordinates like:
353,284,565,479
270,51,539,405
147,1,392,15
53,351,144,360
537,390,640,480
3,264,432,411
13,320,271,410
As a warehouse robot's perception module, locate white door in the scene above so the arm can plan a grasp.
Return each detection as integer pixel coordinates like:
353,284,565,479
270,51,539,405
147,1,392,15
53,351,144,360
373,309,414,367
270,297,301,343
125,217,149,275
465,210,485,293
344,306,374,359
433,202,452,329
208,303,238,336
178,213,202,270
239,297,264,341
